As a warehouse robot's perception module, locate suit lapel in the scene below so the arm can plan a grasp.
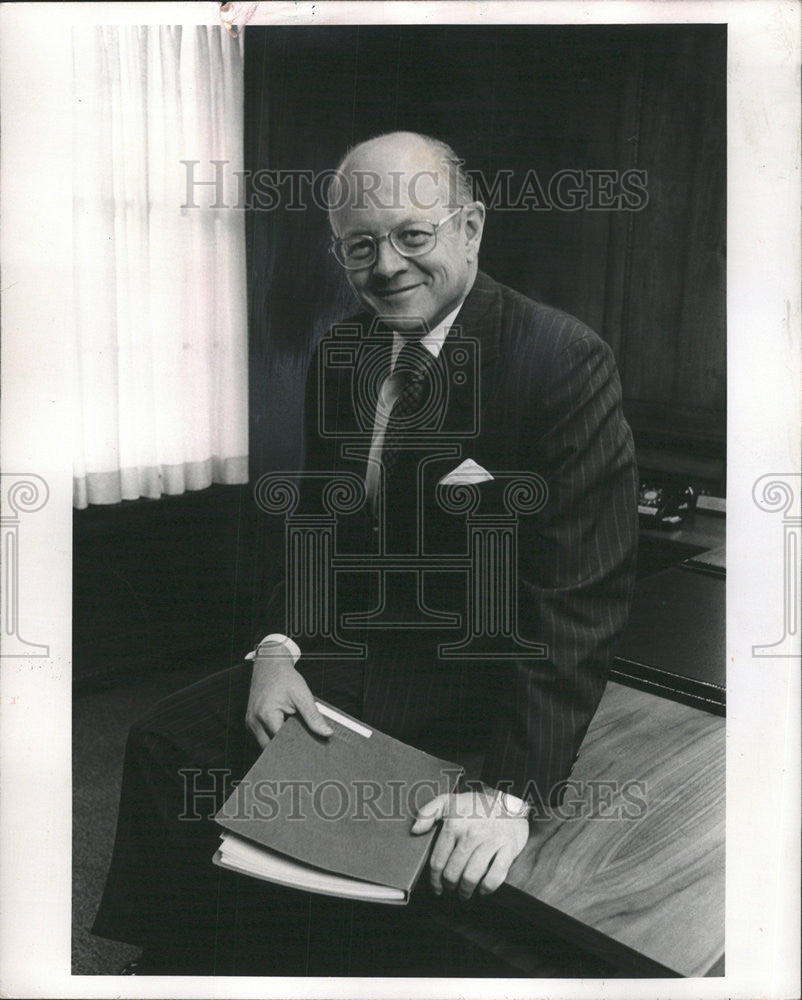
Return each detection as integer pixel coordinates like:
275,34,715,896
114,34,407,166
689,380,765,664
437,271,503,472
450,270,502,365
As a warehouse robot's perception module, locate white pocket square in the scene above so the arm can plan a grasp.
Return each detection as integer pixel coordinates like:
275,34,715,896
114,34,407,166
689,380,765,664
438,459,494,486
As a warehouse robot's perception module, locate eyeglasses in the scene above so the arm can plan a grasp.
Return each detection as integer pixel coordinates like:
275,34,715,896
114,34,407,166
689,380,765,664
329,206,464,270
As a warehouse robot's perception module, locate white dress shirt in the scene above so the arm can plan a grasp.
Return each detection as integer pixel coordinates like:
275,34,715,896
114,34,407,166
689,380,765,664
363,301,464,510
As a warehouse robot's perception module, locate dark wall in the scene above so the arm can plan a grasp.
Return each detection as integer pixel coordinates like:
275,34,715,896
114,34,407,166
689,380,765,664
72,486,276,686
245,24,726,488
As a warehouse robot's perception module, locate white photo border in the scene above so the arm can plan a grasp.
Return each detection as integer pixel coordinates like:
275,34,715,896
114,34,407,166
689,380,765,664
0,2,799,998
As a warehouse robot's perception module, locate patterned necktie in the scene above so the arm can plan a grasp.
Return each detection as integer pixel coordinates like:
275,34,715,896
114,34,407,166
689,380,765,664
381,338,436,488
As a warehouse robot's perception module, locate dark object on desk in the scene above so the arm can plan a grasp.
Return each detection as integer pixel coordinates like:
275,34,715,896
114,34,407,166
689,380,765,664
611,564,725,715
637,480,697,529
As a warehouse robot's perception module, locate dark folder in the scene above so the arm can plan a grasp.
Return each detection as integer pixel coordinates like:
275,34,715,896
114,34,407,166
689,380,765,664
214,701,463,903
610,564,725,715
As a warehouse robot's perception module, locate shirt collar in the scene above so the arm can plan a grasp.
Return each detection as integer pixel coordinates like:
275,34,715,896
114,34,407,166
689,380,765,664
390,299,466,366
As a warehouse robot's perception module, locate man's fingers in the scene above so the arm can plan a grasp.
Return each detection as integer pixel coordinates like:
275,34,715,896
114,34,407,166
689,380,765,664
293,687,334,738
246,708,279,747
428,824,456,895
411,793,449,833
440,840,475,894
252,727,270,749
261,708,286,739
478,845,515,896
457,843,497,901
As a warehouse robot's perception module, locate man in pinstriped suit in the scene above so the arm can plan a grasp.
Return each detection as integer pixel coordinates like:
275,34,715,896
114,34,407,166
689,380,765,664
92,132,638,974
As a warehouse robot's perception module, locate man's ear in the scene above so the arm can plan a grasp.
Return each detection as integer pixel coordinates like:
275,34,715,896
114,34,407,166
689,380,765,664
463,201,486,261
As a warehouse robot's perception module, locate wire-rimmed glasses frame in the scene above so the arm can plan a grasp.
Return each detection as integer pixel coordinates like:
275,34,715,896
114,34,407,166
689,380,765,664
329,206,464,270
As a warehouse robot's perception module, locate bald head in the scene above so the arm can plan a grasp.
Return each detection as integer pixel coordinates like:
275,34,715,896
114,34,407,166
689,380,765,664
326,132,485,332
328,132,474,220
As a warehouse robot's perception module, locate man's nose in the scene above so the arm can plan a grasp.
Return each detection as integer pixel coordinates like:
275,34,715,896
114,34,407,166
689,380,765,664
371,237,408,279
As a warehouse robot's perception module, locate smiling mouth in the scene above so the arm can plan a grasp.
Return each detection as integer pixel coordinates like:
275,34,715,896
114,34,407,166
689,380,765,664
375,284,422,297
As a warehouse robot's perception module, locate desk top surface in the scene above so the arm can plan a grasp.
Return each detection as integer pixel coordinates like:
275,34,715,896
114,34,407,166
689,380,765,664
640,510,726,555
505,681,725,977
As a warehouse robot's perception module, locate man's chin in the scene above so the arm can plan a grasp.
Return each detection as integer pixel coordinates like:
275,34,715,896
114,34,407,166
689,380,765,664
384,314,435,333
356,288,431,330
364,303,435,333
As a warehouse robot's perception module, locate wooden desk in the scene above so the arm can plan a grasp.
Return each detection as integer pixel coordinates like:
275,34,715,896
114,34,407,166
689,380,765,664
431,516,727,976
496,681,725,976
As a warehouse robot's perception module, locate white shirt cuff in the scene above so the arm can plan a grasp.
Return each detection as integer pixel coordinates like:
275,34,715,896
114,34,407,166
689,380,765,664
245,634,301,664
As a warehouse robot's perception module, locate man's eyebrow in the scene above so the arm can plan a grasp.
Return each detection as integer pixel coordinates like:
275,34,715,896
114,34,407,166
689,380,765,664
339,227,374,240
339,217,429,239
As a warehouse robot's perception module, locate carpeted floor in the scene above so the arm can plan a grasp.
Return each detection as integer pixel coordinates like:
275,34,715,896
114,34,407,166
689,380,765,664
72,663,214,975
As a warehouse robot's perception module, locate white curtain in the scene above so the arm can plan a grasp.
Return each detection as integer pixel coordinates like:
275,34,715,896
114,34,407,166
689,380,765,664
71,25,248,508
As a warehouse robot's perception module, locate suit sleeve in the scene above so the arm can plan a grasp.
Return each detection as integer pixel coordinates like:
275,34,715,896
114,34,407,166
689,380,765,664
480,331,639,804
250,344,335,651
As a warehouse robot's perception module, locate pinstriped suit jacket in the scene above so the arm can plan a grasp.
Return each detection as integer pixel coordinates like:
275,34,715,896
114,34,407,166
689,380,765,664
269,270,639,803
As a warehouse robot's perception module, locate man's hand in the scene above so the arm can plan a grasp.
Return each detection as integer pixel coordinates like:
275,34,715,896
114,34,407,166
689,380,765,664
411,790,529,901
245,646,333,747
